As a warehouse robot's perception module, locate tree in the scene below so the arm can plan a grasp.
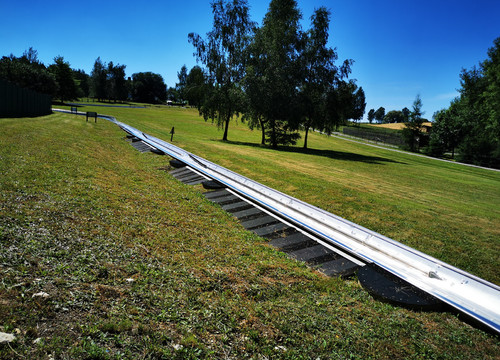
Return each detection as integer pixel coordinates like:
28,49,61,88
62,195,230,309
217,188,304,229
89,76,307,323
166,86,179,102
323,85,342,134
188,0,255,141
0,49,57,96
107,62,128,102
175,65,188,103
73,69,90,98
482,37,500,139
419,37,500,167
23,47,39,65
131,72,167,104
383,110,405,124
298,7,353,148
374,107,385,123
89,58,129,102
367,108,375,124
90,57,107,101
427,103,464,158
454,38,500,167
245,0,303,148
324,80,363,131
351,86,366,124
243,30,269,145
402,107,410,122
185,65,207,107
402,94,425,151
241,103,267,145
48,56,78,103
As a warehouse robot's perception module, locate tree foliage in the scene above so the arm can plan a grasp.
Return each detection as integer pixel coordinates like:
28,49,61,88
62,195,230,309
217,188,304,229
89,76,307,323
245,0,304,148
402,107,410,122
89,57,129,102
351,85,366,123
298,7,354,147
184,65,207,107
90,57,108,101
72,69,90,98
374,107,385,123
107,62,128,102
0,49,90,103
48,56,78,103
429,37,500,168
383,110,405,124
175,64,188,102
166,86,179,102
325,80,364,131
427,102,464,158
367,108,375,124
402,94,426,152
188,0,255,141
300,7,335,147
131,72,167,104
0,48,58,96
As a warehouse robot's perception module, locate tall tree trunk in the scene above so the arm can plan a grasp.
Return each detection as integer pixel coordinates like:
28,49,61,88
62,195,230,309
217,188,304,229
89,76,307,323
303,125,310,149
271,120,277,149
222,114,230,141
259,118,266,145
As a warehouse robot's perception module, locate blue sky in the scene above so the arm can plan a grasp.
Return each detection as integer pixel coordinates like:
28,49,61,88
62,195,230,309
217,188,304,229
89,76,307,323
1,0,499,120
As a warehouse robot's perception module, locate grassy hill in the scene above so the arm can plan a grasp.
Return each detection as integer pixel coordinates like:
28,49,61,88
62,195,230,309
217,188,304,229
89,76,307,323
368,122,433,130
1,106,499,359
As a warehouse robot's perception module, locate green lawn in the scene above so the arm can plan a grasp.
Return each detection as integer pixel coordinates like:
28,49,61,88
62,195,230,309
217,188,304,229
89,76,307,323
1,107,499,359
67,104,500,285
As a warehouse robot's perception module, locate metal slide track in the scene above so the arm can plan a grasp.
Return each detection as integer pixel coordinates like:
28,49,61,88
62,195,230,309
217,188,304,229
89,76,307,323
100,115,500,334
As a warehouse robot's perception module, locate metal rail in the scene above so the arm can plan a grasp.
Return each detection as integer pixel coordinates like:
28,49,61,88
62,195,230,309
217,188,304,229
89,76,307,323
102,115,500,334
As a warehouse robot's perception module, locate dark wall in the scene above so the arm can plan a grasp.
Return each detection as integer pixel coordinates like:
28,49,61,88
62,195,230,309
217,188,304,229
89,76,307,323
0,79,52,118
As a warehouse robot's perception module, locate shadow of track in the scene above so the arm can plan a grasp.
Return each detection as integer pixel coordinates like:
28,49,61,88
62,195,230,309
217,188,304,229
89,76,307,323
221,140,406,165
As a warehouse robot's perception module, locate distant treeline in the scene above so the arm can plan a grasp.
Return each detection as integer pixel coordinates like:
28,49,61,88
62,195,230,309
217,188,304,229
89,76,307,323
361,37,500,168
366,107,414,125
0,49,170,105
0,0,368,150
1,0,498,166
427,38,500,168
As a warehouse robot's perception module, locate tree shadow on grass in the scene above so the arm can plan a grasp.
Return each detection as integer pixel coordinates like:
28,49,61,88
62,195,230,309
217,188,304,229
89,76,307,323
221,140,406,165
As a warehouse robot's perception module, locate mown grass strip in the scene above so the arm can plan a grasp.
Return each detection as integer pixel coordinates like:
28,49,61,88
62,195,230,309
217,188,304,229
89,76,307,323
1,111,499,359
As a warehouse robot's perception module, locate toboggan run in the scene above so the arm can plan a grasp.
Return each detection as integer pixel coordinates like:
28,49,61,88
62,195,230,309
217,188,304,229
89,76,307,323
56,109,500,335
